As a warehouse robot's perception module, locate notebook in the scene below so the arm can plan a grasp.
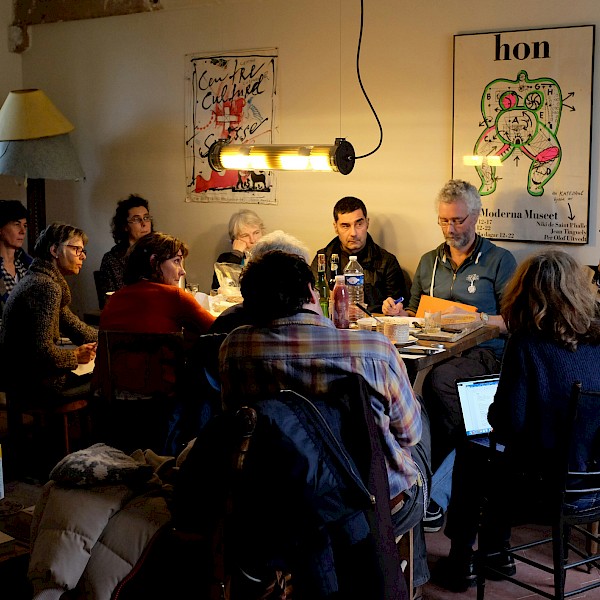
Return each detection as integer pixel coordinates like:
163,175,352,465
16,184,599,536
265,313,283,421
456,374,504,450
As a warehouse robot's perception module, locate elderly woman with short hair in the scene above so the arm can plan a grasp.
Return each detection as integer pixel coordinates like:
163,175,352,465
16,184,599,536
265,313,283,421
212,208,265,290
1,222,98,401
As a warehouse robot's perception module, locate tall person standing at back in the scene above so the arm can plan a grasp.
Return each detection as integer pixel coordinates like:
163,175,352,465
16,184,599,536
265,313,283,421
311,196,407,314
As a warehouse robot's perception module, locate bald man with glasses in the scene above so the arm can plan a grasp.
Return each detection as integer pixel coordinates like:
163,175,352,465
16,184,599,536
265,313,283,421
382,179,516,536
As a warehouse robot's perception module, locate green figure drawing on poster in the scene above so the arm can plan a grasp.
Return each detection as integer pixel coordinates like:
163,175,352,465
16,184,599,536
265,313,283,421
474,70,562,197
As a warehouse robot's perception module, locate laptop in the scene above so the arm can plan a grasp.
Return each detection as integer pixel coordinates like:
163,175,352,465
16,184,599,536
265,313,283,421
456,374,504,450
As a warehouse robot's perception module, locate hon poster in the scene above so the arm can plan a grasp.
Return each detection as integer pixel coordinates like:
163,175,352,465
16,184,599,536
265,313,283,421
185,49,278,204
452,26,594,243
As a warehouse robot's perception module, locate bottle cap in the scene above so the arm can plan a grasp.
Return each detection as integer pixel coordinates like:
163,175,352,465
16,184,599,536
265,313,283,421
349,256,357,260
335,275,345,283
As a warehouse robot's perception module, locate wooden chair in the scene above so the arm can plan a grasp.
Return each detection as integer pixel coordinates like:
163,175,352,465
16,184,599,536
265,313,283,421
4,388,89,479
93,330,185,454
476,382,600,600
25,398,89,455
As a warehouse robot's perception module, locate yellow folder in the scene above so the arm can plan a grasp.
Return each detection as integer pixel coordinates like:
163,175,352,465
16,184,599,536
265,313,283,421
415,294,477,318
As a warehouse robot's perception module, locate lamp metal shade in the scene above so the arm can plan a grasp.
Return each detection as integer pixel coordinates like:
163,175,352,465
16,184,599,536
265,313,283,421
0,89,74,141
0,134,84,180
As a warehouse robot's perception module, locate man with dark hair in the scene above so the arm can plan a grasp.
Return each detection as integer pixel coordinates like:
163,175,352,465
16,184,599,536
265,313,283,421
311,196,407,313
220,250,432,591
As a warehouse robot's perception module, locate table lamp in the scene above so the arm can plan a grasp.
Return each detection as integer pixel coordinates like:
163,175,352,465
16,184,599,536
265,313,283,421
0,89,85,249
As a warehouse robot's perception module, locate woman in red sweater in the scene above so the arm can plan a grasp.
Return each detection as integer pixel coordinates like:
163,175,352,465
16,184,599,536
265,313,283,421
97,232,216,454
100,232,215,335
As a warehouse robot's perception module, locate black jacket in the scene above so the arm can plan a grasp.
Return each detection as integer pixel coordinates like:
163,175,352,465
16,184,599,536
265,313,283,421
311,234,407,313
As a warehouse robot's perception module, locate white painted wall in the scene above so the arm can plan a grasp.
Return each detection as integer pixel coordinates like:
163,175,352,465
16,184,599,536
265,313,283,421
0,0,25,203
3,0,600,313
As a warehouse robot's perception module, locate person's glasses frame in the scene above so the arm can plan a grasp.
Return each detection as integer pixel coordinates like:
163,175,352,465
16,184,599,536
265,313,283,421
437,214,471,228
63,244,87,257
127,215,153,225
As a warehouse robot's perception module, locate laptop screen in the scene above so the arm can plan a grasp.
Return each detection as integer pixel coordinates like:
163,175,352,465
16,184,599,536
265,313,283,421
456,375,500,436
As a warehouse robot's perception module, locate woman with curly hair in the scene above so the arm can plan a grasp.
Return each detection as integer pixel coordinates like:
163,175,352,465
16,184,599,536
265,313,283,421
97,194,154,305
437,249,600,592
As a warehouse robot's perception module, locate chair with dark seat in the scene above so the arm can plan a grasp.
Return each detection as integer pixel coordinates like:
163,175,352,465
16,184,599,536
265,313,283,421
92,330,185,454
175,373,410,600
4,385,90,479
476,382,600,600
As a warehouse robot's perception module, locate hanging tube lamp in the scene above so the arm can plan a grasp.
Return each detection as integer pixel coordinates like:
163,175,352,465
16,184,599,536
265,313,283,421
208,137,355,175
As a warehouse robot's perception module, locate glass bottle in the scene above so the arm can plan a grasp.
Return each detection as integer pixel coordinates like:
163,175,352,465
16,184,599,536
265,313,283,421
332,275,349,329
316,253,330,318
329,253,339,289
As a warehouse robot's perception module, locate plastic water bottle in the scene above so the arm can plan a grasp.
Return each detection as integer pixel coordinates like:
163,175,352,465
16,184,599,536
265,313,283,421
344,255,364,324
332,275,349,329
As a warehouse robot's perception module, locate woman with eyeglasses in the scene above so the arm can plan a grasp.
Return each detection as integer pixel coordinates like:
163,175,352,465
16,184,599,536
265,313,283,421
1,223,98,402
97,194,154,306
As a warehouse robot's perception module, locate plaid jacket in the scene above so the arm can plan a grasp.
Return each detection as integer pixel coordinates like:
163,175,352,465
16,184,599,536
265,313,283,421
219,311,422,498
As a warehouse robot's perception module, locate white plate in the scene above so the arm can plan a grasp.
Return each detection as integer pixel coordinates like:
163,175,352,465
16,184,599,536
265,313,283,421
356,317,378,329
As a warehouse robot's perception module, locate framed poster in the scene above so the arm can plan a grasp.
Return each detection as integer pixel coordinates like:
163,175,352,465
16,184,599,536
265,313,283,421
185,49,278,204
452,26,594,243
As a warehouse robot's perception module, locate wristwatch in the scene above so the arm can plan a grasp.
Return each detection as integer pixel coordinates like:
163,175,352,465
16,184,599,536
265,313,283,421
479,311,489,323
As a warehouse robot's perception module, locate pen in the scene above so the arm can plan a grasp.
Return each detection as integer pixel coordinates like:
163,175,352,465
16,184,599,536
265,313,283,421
394,297,404,304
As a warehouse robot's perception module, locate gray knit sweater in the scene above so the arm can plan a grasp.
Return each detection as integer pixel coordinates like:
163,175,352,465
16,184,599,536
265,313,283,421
1,258,97,394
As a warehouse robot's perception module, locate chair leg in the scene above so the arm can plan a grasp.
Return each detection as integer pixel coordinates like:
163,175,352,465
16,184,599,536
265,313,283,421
476,548,487,600
62,413,70,455
397,526,414,599
587,521,599,555
552,522,566,600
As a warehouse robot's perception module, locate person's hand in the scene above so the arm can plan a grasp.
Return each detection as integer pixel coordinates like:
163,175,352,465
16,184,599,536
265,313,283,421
232,238,248,253
75,342,97,364
382,297,408,316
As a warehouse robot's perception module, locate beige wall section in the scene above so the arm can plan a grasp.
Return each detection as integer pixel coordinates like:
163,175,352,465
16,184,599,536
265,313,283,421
1,0,599,314
0,1,26,212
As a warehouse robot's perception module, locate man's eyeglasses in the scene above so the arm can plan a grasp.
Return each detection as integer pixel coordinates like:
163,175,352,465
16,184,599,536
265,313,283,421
63,244,87,257
438,215,471,228
127,215,153,225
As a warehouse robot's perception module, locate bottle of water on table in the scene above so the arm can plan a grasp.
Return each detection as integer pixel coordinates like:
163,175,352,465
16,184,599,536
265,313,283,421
344,255,364,325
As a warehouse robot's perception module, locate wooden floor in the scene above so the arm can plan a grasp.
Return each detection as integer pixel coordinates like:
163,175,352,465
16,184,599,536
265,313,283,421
423,521,600,599
2,473,599,600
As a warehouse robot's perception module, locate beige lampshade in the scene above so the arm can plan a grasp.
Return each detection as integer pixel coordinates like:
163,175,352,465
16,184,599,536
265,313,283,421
0,89,74,141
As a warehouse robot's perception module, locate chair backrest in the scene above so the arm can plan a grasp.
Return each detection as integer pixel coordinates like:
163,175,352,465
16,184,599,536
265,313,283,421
94,330,184,399
93,330,185,453
564,382,600,501
174,374,407,600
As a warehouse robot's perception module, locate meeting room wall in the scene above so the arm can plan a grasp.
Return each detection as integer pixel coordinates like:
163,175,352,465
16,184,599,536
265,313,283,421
1,0,599,313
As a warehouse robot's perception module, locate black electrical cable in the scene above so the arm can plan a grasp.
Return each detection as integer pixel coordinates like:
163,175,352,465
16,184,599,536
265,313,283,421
355,0,383,160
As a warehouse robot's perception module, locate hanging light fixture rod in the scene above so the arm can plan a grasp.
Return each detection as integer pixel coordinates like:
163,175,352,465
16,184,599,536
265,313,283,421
207,0,378,176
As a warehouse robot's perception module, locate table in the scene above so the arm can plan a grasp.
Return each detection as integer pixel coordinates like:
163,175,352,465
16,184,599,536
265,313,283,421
401,325,500,395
